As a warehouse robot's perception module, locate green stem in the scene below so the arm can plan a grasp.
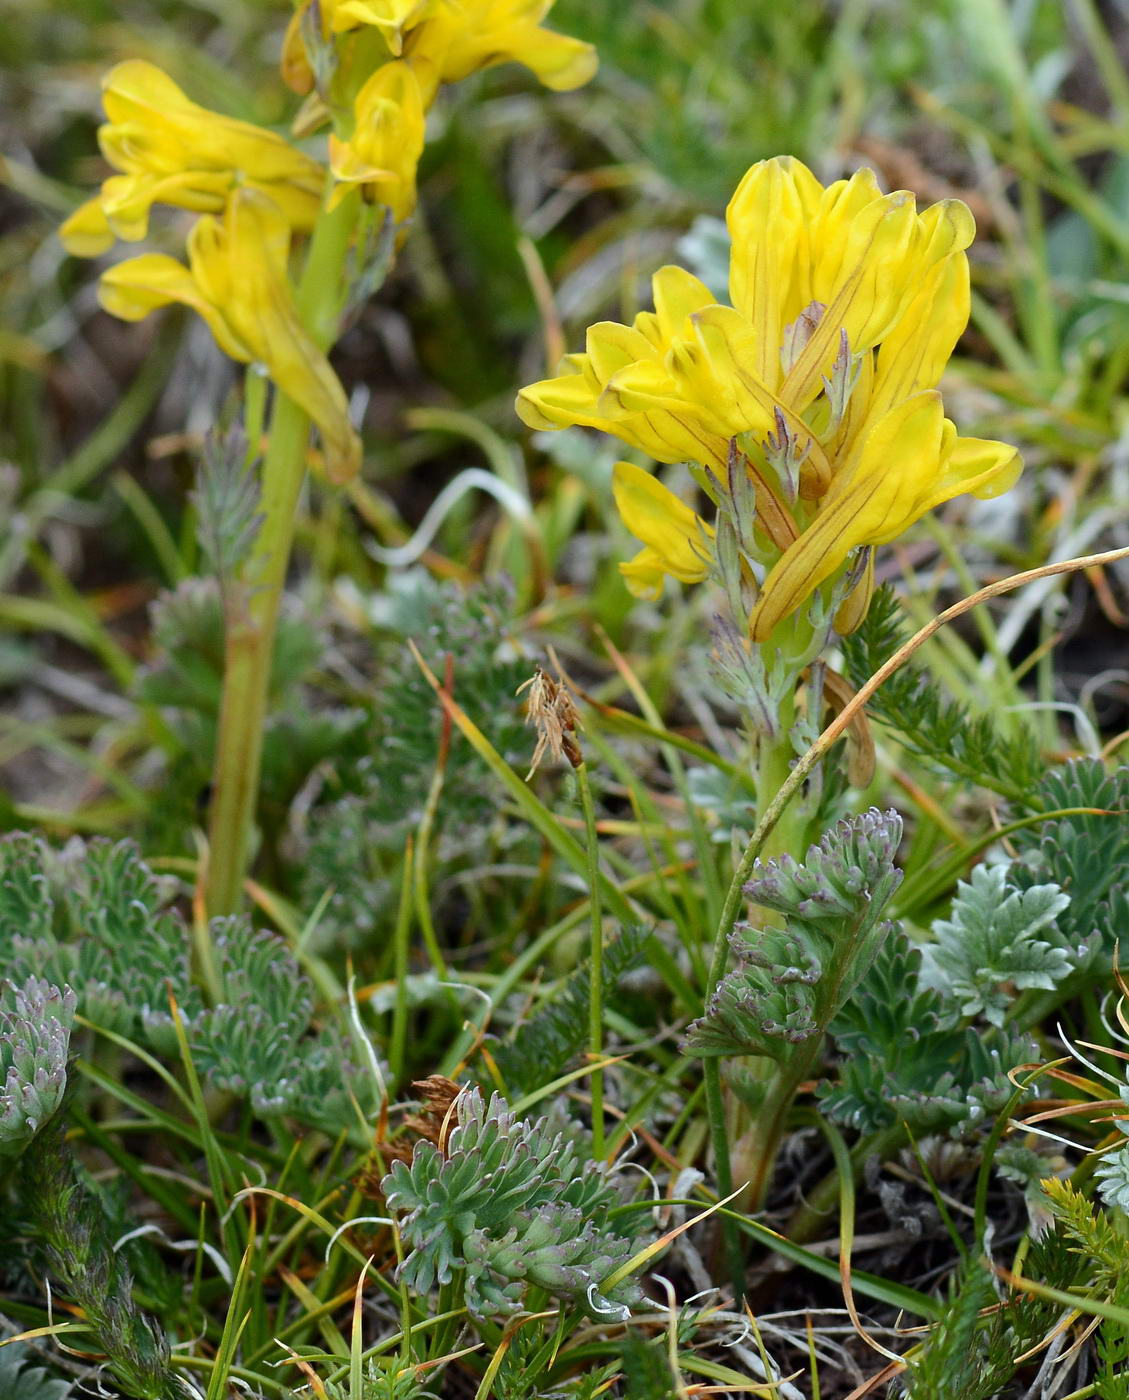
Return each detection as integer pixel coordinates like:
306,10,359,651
729,1039,823,1216
390,835,414,1087
205,192,359,917
576,760,605,1160
703,711,807,1300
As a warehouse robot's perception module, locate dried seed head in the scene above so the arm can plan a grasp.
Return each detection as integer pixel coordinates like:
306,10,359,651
517,666,583,777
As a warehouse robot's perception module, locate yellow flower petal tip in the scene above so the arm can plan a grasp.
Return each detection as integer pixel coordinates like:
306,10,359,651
283,0,596,102
612,461,713,593
519,154,1020,644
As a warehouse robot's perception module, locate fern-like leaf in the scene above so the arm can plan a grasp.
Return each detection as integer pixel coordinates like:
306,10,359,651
684,808,902,1061
383,1088,642,1320
919,864,1071,1026
1012,759,1129,977
0,978,75,1157
841,585,1044,798
820,930,1036,1137
0,1343,72,1400
488,927,649,1096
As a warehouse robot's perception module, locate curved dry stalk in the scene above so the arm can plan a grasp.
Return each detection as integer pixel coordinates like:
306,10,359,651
750,543,1129,869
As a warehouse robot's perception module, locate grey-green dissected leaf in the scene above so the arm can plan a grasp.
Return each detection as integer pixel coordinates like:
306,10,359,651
383,1088,643,1321
187,920,377,1133
920,864,1070,1026
683,808,902,1061
190,426,262,587
0,834,196,1042
819,930,1036,1137
0,1342,72,1400
0,978,75,1157
0,836,374,1135
1013,759,1129,978
300,574,534,947
1095,1147,1129,1212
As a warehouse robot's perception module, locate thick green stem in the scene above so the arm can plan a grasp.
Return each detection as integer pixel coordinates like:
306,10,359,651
729,1037,823,1215
205,193,359,917
205,392,310,916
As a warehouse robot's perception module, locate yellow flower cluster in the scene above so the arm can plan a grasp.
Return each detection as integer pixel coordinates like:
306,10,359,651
518,156,1021,642
60,2,596,482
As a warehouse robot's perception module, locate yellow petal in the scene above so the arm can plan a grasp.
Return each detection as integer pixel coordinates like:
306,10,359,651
598,361,733,466
103,61,323,187
672,303,788,438
916,198,976,264
633,264,716,349
59,196,115,257
332,0,434,47
329,60,425,221
600,358,699,421
833,551,875,636
85,60,325,243
99,250,250,362
281,5,316,93
213,191,361,482
612,461,712,585
516,369,611,433
806,167,886,293
915,433,1022,514
619,546,670,600
750,392,949,641
98,169,232,243
782,186,977,415
425,16,598,90
671,304,834,501
726,155,822,386
868,252,970,419
781,189,919,410
585,320,656,383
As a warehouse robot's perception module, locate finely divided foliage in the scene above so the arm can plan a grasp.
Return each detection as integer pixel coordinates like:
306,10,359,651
684,809,903,1059
0,978,75,1157
0,836,373,1132
919,864,1071,1026
819,931,1036,1136
383,1089,643,1320
1013,758,1129,974
0,1344,73,1400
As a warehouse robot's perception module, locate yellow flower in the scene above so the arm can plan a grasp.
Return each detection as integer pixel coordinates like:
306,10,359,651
100,190,361,483
516,266,800,552
282,0,435,93
327,60,426,220
331,0,434,51
60,61,325,257
283,0,595,103
518,267,724,465
612,461,714,599
517,155,1021,639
